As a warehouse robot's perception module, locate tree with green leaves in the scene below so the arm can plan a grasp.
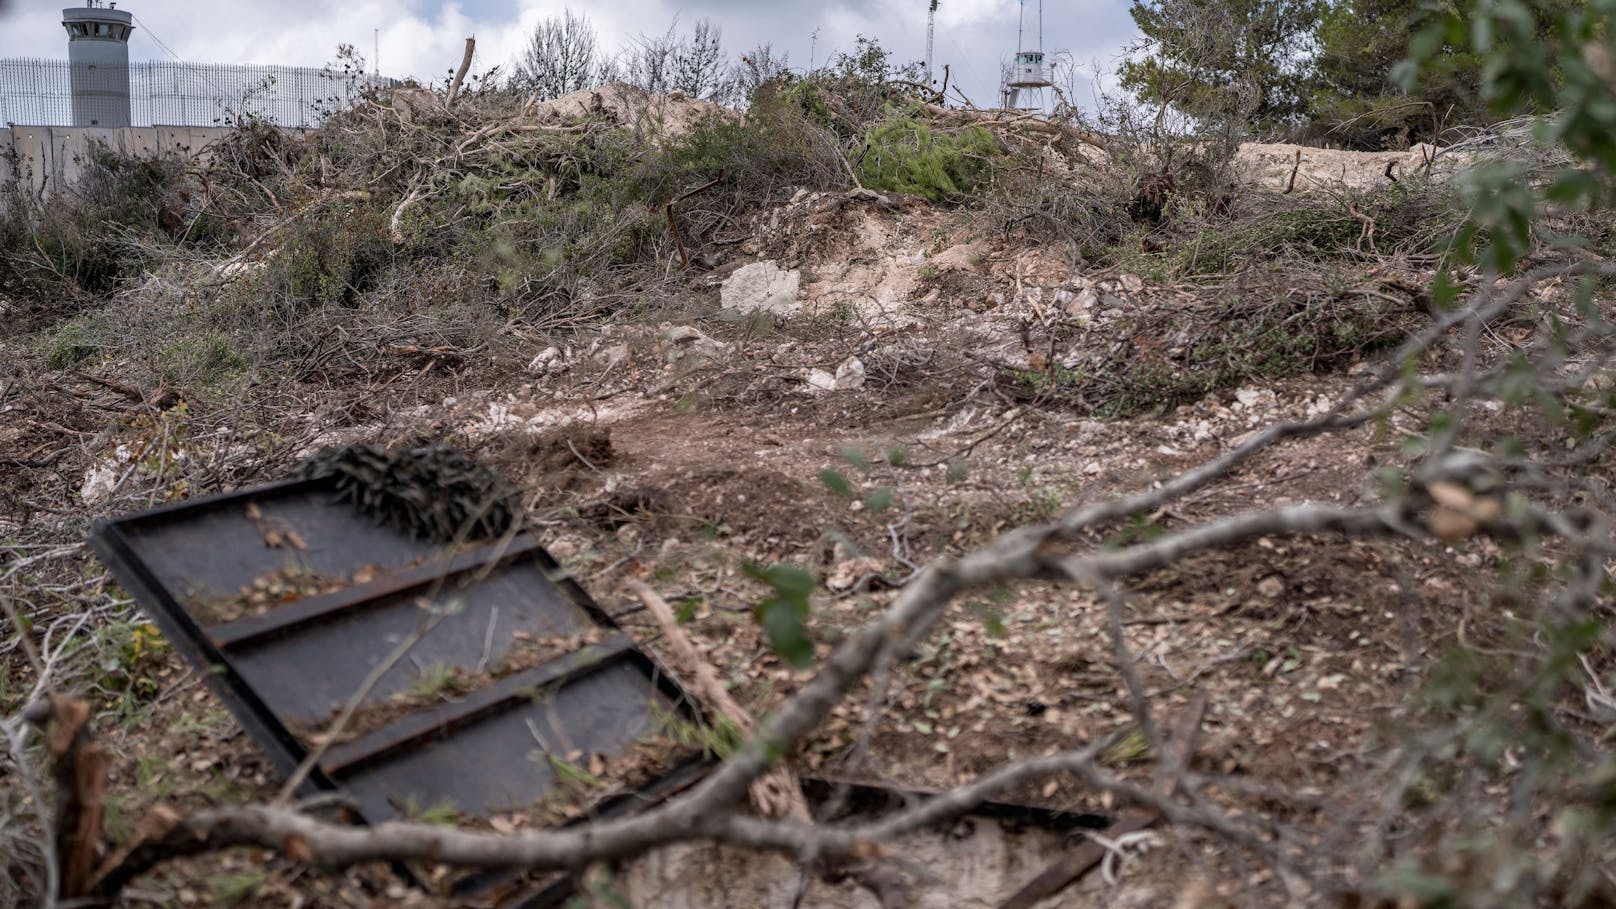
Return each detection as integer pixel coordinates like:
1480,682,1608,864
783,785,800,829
1119,0,1321,131
1308,0,1588,148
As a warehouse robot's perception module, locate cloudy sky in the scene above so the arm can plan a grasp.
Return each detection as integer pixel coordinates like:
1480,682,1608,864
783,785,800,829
0,0,1138,112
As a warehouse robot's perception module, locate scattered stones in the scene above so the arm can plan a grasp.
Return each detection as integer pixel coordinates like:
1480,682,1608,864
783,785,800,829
802,356,867,394
720,261,802,315
527,346,563,374
79,444,132,505
659,324,728,367
827,557,884,591
592,342,630,369
804,369,837,394
833,356,866,390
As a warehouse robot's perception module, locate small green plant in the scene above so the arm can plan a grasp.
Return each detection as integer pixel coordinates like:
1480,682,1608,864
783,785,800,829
397,796,460,825
544,753,603,795
744,562,817,667
263,204,392,308
208,871,269,908
1104,515,1166,548
817,446,898,514
42,315,104,369
651,702,744,758
1009,465,1069,523
408,662,461,699
1099,727,1151,767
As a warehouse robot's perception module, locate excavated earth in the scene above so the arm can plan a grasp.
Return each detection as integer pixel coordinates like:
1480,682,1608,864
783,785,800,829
0,171,1527,907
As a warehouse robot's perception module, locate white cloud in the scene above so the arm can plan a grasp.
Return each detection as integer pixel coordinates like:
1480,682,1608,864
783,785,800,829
0,0,1137,113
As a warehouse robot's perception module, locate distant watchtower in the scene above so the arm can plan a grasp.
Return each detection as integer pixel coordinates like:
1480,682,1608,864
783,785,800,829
1000,0,1052,111
62,1,135,127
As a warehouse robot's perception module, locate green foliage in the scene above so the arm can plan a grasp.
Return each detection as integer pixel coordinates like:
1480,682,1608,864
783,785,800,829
43,313,106,370
1355,5,1616,903
263,202,391,308
1120,0,1321,130
863,485,895,514
155,328,248,392
819,468,853,497
409,661,461,698
1005,263,1423,417
1309,0,1472,147
0,145,209,308
651,702,744,758
858,120,1001,202
1099,726,1151,766
1309,0,1585,147
661,98,842,209
789,36,926,136
545,753,604,794
397,796,461,825
1404,0,1616,273
208,871,269,908
744,562,817,667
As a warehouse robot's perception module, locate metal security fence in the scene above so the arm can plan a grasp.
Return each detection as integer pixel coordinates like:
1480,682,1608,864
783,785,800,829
0,58,389,128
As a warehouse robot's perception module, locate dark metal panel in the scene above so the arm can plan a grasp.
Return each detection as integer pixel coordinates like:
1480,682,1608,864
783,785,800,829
333,658,675,821
113,478,440,606
222,557,599,728
88,508,326,789
320,636,635,778
86,473,704,831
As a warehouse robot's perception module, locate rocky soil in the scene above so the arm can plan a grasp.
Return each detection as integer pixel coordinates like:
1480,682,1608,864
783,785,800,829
0,143,1541,907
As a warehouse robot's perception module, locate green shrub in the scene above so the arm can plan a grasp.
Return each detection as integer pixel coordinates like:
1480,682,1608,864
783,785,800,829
1106,177,1465,278
157,328,248,391
1,143,218,313
42,313,106,369
858,120,1001,202
263,203,392,308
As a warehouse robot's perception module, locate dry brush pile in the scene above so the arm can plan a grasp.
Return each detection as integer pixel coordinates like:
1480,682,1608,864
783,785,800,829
3,55,1616,909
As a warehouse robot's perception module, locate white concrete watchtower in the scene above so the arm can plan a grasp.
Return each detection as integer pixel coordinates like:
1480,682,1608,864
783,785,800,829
63,1,136,127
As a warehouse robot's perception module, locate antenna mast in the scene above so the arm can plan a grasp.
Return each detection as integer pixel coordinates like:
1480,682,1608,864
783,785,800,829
926,0,938,84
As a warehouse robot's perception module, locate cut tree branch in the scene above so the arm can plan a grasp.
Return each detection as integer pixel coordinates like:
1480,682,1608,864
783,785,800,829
445,37,475,108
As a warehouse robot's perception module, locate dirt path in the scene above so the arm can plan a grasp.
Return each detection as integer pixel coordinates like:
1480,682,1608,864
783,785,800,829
0,186,1511,906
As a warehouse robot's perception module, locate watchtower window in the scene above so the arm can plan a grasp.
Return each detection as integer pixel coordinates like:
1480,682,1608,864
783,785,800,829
66,23,88,37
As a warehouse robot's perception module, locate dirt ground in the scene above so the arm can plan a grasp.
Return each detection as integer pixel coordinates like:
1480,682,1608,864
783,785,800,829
0,183,1524,908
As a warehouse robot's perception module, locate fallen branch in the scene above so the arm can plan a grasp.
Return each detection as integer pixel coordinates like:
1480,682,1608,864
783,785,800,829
71,370,145,404
388,181,424,245
664,170,724,270
24,694,109,899
999,694,1207,909
445,37,475,108
630,581,811,823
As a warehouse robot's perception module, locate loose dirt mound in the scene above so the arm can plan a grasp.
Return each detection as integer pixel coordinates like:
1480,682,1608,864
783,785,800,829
527,82,731,136
1234,141,1460,191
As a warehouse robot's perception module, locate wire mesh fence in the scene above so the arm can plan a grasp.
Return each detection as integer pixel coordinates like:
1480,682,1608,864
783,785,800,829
0,58,388,128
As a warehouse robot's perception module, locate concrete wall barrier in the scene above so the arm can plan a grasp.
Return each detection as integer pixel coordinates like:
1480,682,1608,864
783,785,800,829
1,125,238,198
